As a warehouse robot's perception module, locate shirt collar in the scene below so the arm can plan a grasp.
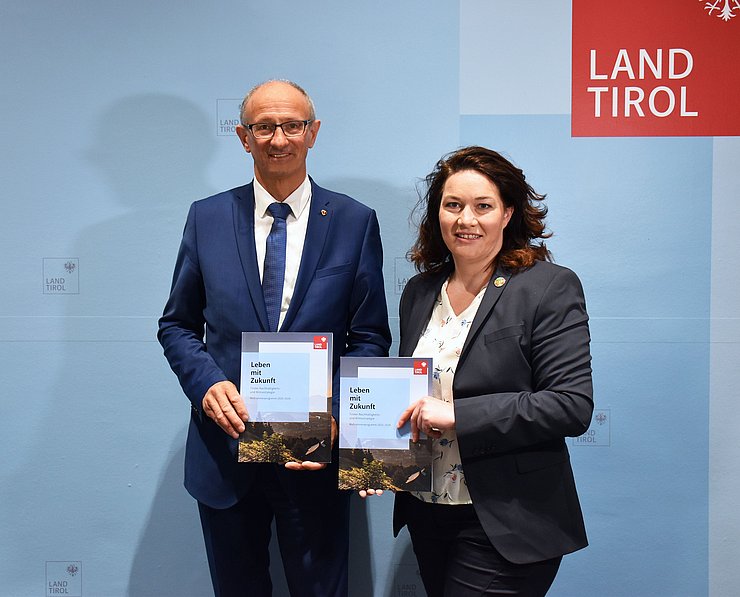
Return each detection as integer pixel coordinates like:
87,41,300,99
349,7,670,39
254,176,312,219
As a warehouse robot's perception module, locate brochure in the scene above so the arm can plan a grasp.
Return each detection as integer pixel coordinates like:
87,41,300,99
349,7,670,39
338,356,433,491
238,332,333,464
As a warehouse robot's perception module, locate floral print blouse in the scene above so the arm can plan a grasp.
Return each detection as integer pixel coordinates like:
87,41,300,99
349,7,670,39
411,278,487,505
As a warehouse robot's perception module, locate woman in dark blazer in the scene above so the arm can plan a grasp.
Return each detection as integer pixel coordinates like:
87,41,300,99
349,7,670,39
393,146,593,597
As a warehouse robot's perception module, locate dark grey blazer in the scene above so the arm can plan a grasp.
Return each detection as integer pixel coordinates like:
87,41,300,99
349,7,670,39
393,260,593,564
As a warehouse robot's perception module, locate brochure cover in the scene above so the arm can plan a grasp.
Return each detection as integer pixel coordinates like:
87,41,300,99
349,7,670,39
338,357,433,492
238,332,333,464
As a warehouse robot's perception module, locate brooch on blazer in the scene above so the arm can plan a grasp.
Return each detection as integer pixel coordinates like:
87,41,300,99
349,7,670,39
493,276,507,287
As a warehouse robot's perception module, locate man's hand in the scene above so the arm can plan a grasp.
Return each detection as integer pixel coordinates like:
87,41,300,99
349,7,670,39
397,396,454,443
202,381,248,439
284,416,338,471
358,488,384,499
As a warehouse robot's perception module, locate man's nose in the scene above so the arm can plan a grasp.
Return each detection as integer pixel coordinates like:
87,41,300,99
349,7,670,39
270,126,289,146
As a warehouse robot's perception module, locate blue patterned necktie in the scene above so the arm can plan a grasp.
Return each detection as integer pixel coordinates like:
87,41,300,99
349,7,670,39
263,202,292,332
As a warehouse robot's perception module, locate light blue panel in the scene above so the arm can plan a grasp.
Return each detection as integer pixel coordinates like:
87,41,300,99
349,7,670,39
460,0,572,115
555,341,709,596
1,1,460,318
462,115,710,595
0,341,212,596
1,1,459,596
460,115,713,321
709,137,740,596
0,4,220,318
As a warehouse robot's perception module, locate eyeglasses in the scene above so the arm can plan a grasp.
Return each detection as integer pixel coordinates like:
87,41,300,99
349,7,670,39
245,120,313,139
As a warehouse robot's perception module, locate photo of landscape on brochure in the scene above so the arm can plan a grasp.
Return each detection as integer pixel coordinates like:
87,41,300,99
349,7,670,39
238,411,332,464
339,441,432,492
238,332,333,464
338,356,433,492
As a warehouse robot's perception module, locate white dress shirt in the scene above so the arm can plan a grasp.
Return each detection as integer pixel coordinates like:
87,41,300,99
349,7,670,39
253,176,312,330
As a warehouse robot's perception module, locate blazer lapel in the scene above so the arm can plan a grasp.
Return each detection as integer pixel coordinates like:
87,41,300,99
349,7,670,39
457,266,510,367
233,183,270,331
400,272,446,357
281,180,331,331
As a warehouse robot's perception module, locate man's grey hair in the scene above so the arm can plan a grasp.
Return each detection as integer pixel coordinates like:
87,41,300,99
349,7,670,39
239,79,316,126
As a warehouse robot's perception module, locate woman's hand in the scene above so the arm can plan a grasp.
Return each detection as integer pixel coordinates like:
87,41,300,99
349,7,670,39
398,396,455,442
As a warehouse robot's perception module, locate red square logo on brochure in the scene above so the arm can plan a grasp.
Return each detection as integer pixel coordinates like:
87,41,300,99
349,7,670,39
572,0,740,136
313,336,328,350
413,360,428,375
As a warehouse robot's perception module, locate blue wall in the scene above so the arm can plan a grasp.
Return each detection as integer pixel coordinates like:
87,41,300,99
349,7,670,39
1,2,737,596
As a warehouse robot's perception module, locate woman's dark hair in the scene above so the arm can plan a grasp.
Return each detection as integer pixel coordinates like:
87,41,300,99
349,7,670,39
409,145,552,274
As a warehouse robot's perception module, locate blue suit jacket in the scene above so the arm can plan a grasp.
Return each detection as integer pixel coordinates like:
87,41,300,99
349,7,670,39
158,180,391,508
394,260,592,564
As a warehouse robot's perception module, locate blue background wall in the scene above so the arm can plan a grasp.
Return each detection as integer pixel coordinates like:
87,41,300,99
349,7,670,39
1,1,738,596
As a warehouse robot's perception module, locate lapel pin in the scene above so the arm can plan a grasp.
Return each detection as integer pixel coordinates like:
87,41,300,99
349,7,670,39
320,209,327,216
493,276,506,287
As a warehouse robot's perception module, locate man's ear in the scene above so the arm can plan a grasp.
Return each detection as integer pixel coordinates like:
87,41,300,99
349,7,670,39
306,119,321,149
236,125,251,154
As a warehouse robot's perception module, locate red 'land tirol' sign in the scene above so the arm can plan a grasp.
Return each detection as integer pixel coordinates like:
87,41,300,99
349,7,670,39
572,0,740,137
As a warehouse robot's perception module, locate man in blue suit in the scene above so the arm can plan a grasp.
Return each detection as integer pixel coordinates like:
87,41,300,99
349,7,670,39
158,80,391,597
